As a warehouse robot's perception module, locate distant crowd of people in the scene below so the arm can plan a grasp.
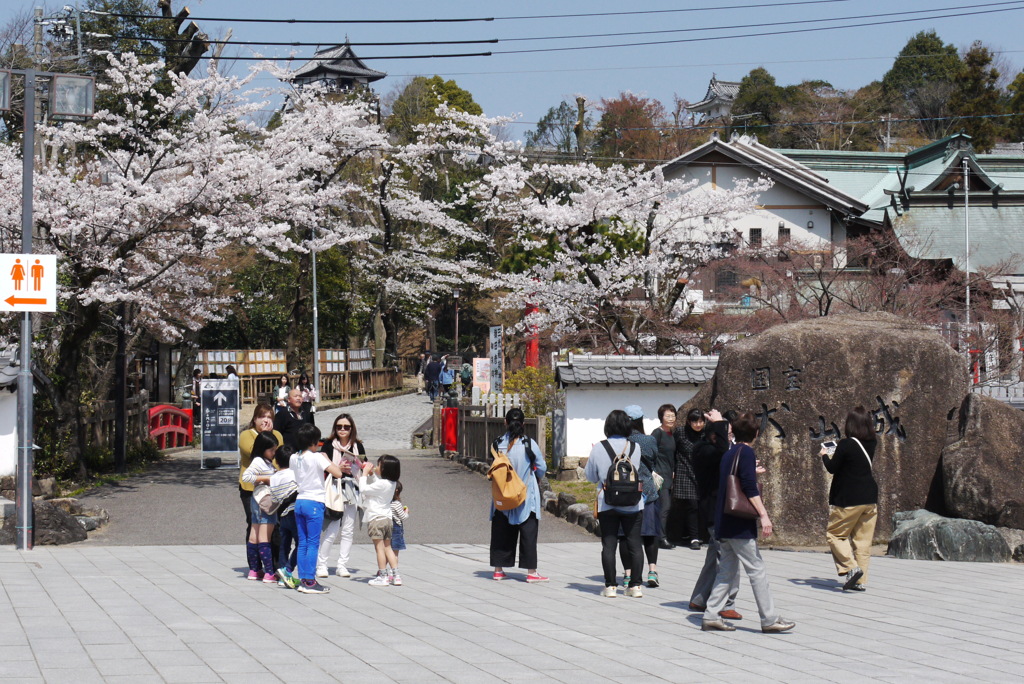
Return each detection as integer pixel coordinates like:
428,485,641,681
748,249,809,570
415,353,473,401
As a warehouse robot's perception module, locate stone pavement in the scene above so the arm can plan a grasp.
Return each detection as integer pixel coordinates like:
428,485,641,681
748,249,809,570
314,392,436,450
2,539,1023,683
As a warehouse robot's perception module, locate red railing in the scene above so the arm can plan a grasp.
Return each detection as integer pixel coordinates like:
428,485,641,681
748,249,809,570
148,404,193,449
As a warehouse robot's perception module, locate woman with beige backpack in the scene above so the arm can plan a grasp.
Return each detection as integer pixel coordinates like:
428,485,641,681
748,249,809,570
488,408,549,583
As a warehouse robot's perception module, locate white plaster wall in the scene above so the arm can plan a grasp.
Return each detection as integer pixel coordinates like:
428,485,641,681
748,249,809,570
0,392,17,477
564,385,700,460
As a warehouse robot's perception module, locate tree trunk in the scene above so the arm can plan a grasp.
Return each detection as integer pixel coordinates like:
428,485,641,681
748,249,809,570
285,251,311,374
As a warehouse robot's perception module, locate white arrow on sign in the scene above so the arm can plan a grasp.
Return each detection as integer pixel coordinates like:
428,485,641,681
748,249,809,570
213,392,228,406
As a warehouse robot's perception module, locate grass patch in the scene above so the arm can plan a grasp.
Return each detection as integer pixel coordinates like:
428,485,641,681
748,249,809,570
547,477,597,507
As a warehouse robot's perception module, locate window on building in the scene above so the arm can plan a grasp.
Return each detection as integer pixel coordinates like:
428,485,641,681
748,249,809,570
749,228,762,248
716,269,738,289
778,227,791,244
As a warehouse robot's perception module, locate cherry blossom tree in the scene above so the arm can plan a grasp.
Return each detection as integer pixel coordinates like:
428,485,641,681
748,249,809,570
470,159,770,353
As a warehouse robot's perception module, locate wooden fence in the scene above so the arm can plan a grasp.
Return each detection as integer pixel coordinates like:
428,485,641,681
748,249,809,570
456,405,547,463
83,390,151,449
243,368,403,405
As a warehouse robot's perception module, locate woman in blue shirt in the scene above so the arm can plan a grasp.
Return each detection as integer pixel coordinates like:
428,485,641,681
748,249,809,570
489,408,549,583
702,411,795,634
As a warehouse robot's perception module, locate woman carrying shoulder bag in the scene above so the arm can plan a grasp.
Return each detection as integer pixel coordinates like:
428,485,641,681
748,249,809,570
701,411,794,634
317,413,367,579
489,408,549,583
820,406,879,592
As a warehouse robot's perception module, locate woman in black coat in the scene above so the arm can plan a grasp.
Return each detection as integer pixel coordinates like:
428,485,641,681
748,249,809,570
820,406,879,592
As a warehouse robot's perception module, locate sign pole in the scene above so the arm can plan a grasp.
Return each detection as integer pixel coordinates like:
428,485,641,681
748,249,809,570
16,69,36,550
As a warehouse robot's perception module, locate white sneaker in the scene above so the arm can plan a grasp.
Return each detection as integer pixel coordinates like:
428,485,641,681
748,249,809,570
391,571,403,586
368,571,390,587
335,566,351,578
601,586,617,598
627,585,644,598
315,566,329,578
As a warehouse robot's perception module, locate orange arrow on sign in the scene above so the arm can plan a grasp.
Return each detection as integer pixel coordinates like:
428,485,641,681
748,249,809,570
5,296,48,306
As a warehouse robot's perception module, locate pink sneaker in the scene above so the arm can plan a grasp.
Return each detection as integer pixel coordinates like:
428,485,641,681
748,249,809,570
262,573,277,584
493,570,506,581
526,574,549,583
247,570,260,581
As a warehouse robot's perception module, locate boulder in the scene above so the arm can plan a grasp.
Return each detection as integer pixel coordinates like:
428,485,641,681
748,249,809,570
942,394,1024,530
565,503,590,525
557,492,577,517
887,510,1011,561
0,501,88,545
684,312,967,545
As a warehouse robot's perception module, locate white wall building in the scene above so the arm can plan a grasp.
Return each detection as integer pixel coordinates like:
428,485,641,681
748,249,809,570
555,354,717,460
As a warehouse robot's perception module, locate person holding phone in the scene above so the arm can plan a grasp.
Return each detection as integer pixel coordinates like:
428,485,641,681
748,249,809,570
820,406,879,592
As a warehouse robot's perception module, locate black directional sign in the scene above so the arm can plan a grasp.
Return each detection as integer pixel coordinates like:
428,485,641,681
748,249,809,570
200,379,239,467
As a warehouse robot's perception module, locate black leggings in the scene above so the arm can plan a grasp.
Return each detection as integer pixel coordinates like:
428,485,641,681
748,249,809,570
598,510,642,587
621,535,658,571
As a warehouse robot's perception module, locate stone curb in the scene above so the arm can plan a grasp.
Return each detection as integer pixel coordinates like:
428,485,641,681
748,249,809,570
442,449,600,537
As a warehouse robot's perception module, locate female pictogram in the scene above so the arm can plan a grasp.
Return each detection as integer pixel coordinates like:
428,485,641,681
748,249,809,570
10,258,25,291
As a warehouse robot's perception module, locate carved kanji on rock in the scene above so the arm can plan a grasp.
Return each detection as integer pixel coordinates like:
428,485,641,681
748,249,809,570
756,402,791,439
872,396,908,441
751,367,770,391
809,416,842,442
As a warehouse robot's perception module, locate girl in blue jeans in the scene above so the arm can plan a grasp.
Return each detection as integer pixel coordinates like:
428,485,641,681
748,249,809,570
290,423,345,594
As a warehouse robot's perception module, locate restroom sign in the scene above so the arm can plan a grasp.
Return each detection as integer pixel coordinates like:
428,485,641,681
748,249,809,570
0,254,57,312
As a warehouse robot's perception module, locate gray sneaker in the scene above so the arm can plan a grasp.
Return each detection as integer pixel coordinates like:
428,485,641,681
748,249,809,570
297,581,331,595
701,619,736,632
842,567,864,591
761,618,796,633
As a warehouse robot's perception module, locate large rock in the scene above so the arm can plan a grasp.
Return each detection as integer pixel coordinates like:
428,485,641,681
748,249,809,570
942,393,1024,530
0,501,88,545
887,510,1011,561
685,312,967,545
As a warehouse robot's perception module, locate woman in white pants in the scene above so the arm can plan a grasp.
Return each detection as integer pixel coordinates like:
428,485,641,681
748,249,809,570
317,413,366,578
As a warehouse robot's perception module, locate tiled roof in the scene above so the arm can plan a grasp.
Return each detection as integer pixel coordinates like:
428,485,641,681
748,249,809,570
892,204,1024,275
556,354,717,386
688,76,741,111
291,43,387,81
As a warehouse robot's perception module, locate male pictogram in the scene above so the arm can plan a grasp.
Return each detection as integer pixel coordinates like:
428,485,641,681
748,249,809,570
10,258,25,291
31,259,44,290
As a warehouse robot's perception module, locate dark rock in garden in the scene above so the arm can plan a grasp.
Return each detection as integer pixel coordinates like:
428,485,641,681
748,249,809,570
684,312,967,545
0,501,88,545
557,492,577,517
566,503,590,525
942,394,1024,530
48,498,83,516
1014,545,1024,563
887,509,1010,561
76,516,100,531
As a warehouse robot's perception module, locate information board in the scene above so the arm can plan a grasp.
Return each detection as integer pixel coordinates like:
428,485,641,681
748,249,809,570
488,325,504,393
200,378,239,468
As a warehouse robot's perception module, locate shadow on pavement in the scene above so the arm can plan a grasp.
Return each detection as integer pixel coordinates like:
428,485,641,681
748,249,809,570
788,576,844,591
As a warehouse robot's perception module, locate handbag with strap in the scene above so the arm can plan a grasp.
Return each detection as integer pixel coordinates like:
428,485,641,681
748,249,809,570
851,437,873,468
723,445,759,519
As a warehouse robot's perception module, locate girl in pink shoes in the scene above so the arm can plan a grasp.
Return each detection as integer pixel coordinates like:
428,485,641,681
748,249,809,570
489,408,549,584
241,432,280,583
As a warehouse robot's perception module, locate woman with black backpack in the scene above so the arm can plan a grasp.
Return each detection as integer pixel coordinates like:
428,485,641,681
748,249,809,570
488,408,549,583
585,409,646,598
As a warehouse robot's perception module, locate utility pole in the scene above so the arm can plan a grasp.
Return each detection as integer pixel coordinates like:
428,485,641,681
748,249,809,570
964,157,971,330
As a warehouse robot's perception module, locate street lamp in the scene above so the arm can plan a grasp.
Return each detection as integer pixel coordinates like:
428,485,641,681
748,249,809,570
452,288,460,355
2,65,94,550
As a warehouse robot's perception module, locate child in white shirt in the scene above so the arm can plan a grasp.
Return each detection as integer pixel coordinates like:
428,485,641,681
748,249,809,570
359,455,402,586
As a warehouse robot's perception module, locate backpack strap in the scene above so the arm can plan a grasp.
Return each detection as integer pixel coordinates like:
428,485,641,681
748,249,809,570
851,438,873,469
601,439,617,460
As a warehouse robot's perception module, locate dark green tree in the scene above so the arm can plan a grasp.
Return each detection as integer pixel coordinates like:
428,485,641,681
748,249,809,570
1008,70,1024,141
881,30,961,140
949,42,1004,152
384,75,483,144
524,100,590,156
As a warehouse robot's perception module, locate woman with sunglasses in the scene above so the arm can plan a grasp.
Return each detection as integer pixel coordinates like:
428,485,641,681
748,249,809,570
317,413,366,578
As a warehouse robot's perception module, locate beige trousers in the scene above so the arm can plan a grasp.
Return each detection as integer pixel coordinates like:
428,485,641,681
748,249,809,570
826,504,877,584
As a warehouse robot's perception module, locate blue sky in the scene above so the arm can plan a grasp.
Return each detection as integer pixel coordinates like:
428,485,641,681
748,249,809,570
6,0,1024,140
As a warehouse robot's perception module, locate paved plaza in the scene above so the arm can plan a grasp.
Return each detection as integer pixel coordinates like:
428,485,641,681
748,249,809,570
2,539,1023,683
4,393,1024,682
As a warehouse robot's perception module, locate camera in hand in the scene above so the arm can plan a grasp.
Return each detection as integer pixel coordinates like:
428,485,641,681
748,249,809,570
822,440,837,455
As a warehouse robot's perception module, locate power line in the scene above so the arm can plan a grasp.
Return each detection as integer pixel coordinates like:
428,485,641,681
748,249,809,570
499,1,1024,43
111,36,499,47
82,1,859,25
92,51,493,61
494,5,1024,55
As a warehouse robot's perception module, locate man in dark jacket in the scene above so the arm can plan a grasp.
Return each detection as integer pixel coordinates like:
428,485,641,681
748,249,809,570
274,389,311,450
423,355,443,401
